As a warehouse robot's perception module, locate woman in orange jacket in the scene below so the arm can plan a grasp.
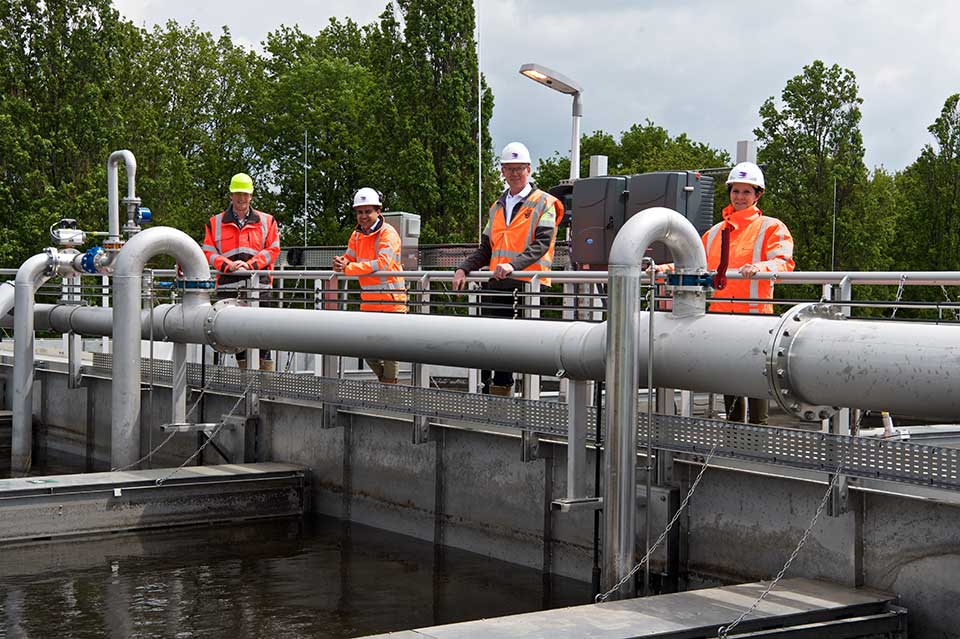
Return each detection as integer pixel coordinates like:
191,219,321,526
659,161,794,423
708,161,794,423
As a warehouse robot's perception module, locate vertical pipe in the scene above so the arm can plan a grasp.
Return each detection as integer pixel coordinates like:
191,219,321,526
106,150,137,245
602,207,707,599
111,228,210,470
601,264,642,597
11,254,51,475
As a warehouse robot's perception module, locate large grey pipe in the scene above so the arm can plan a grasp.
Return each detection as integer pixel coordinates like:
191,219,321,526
602,207,708,599
112,227,210,469
23,301,960,420
107,150,136,245
11,254,52,475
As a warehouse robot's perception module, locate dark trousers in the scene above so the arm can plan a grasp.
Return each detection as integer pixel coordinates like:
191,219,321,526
480,279,523,390
725,395,769,425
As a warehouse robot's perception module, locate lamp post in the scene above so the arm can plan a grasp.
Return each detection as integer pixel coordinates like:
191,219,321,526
519,63,583,180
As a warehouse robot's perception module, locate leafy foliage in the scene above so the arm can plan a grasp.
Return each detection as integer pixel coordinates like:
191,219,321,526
534,122,730,193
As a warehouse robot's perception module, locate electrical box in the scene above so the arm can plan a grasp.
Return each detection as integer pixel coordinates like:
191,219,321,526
382,211,421,270
571,171,714,269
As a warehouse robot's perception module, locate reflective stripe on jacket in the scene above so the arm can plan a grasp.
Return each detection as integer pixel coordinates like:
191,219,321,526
703,204,795,314
342,220,407,313
486,188,564,285
202,208,280,287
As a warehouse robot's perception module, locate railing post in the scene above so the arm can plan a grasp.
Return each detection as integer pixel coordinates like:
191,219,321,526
412,273,431,444
522,275,541,400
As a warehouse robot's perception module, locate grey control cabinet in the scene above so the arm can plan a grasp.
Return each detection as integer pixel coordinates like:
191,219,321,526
382,211,421,270
571,171,714,270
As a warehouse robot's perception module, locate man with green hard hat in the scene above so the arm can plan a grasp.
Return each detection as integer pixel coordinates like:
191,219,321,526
202,172,281,370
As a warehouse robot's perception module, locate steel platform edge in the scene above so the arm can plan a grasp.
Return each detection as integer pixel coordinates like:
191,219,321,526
0,463,306,543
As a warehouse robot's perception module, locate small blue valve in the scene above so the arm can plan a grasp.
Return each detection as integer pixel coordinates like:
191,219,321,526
80,246,104,274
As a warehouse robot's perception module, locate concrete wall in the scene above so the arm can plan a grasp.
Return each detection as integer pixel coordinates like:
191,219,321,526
6,363,960,638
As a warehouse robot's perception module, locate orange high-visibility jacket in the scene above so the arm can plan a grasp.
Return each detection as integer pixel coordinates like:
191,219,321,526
342,219,407,313
202,207,280,287
703,204,795,314
486,189,564,285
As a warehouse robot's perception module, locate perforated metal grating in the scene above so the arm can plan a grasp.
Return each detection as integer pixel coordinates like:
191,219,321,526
640,413,960,490
88,354,960,490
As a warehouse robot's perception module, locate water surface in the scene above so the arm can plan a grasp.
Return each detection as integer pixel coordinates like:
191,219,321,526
0,516,591,638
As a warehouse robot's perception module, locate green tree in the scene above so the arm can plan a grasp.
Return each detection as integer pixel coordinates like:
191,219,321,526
754,60,882,273
124,21,266,243
387,0,497,243
534,121,730,191
895,94,960,271
0,0,141,264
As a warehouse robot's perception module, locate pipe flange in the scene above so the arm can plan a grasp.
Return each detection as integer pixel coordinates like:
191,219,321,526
204,298,243,354
766,303,844,421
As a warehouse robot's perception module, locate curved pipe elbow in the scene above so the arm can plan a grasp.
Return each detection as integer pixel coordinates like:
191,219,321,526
114,227,210,281
608,206,706,273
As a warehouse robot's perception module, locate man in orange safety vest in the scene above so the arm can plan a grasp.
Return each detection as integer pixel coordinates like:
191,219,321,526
333,187,407,384
453,142,564,396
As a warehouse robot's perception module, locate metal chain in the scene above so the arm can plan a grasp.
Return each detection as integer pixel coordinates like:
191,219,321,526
716,459,847,638
595,438,721,603
109,377,215,472
940,286,960,320
889,274,907,318
155,371,260,485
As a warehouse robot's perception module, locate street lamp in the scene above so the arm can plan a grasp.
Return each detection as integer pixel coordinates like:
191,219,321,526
519,63,583,180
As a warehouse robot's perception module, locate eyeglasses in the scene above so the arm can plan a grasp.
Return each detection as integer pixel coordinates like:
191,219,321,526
502,165,529,175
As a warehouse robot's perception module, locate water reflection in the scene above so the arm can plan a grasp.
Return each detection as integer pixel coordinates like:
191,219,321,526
0,517,590,638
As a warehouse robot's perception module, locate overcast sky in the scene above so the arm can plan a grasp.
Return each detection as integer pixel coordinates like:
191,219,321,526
114,0,958,173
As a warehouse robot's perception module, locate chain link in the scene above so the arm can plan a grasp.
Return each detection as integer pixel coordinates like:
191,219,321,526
940,285,960,320
596,439,720,603
889,274,907,318
716,458,846,638
155,371,260,485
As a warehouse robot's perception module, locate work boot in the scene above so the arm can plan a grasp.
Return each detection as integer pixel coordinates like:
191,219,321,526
489,384,513,397
379,377,399,384
259,358,274,372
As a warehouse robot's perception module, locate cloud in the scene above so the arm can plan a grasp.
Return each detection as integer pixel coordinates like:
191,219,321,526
112,0,960,172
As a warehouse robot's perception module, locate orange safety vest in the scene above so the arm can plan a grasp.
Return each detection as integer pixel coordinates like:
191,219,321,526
486,189,564,286
703,204,795,314
342,219,407,313
202,208,280,287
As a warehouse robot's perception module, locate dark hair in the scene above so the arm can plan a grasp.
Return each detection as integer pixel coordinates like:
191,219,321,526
726,184,763,196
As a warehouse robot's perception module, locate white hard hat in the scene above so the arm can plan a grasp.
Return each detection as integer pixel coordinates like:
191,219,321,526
500,142,531,165
726,162,765,190
352,187,382,208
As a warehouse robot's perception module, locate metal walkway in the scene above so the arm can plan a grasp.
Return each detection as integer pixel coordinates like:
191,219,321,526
0,463,305,543
362,578,905,638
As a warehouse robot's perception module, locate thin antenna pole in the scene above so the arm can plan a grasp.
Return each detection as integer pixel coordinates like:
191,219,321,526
304,130,308,246
476,0,482,243
831,176,837,271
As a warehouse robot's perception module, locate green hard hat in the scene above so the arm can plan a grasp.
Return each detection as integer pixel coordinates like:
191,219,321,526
229,173,254,194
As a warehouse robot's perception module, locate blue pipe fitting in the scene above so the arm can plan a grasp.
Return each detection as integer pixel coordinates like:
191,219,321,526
80,246,104,274
177,279,216,290
138,206,153,224
666,272,714,288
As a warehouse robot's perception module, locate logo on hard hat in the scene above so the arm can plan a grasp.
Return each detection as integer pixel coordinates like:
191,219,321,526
511,152,519,158
737,171,748,178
